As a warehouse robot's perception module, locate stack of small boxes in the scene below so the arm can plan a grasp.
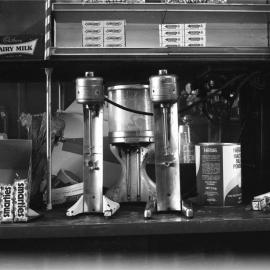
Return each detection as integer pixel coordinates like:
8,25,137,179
185,23,206,47
159,23,206,47
82,20,126,48
159,24,184,47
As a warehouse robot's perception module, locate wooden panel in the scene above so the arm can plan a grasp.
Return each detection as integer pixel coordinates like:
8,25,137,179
1,205,270,239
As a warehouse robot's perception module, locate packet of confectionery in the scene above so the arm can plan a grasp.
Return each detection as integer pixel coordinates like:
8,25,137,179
0,184,14,223
14,178,29,222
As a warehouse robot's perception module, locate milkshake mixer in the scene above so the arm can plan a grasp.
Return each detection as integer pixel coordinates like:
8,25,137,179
105,85,156,207
67,72,120,217
148,70,193,218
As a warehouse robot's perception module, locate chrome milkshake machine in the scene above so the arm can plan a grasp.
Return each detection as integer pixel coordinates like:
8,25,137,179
67,72,120,217
105,85,156,208
148,70,193,218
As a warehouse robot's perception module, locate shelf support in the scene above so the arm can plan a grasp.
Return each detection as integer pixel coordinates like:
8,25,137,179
45,67,53,210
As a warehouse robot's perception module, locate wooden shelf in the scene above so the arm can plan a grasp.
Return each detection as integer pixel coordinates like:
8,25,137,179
50,47,270,62
1,205,270,239
52,3,270,13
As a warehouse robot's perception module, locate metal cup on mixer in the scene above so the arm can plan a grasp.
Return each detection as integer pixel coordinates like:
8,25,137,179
105,84,156,204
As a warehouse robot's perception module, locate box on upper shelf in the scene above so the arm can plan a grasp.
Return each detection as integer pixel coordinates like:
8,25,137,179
82,20,126,48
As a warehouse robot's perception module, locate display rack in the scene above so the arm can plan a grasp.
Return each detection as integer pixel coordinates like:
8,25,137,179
1,1,269,238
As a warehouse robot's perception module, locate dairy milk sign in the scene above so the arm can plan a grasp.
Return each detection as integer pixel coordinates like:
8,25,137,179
0,40,37,55
0,36,43,59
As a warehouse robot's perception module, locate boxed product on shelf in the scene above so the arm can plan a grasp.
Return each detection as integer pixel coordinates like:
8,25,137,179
185,23,206,30
104,35,125,43
104,42,126,47
159,24,184,47
159,24,184,31
185,29,206,36
82,21,104,28
104,27,125,36
185,41,206,47
104,20,126,28
185,35,206,43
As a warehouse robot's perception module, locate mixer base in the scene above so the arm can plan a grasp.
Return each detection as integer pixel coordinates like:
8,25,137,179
144,199,194,219
66,195,120,217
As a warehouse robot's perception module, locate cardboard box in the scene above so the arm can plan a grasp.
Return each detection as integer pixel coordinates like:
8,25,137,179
104,35,125,43
185,23,206,30
82,28,104,36
185,42,206,47
104,42,126,48
104,27,125,36
0,140,32,223
82,21,104,28
159,24,184,31
185,36,206,43
185,29,206,36
104,20,126,28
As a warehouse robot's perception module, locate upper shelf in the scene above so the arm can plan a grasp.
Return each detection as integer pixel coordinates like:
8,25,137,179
52,3,270,13
50,47,270,62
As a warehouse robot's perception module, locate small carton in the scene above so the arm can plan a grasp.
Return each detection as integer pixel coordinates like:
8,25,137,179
184,42,206,47
185,35,206,43
185,23,206,30
159,24,184,31
104,27,125,36
82,28,104,36
104,20,126,28
82,21,104,28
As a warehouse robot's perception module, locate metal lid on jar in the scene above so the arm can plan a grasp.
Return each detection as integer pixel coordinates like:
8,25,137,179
108,84,149,91
76,71,103,87
149,69,179,102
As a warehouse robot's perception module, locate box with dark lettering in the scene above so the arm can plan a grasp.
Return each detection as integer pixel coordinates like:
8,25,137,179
0,140,32,223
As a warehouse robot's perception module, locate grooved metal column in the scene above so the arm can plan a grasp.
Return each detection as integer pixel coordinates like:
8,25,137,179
45,68,53,210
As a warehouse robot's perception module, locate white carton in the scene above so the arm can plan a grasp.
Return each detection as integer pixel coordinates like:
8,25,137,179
82,28,104,36
104,42,126,48
160,36,183,43
159,24,184,31
185,42,206,47
104,35,125,43
185,29,206,36
185,23,206,30
82,21,104,28
104,20,126,28
83,41,104,48
83,35,104,43
185,35,206,43
104,27,125,36
159,30,184,37
160,41,184,47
